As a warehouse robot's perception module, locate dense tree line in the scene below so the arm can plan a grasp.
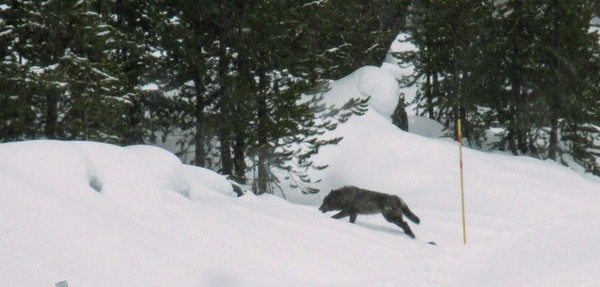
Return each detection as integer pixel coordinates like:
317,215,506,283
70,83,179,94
402,0,600,174
2,0,599,193
0,0,408,194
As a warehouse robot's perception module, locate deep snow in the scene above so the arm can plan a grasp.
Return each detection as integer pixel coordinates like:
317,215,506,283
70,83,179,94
2,66,600,287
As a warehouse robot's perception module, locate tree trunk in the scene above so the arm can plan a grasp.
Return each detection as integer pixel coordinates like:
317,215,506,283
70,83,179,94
232,30,249,184
219,131,233,175
509,7,531,156
509,75,522,155
124,100,144,145
547,0,562,161
194,81,206,167
432,72,440,120
425,72,434,119
548,108,559,161
254,70,269,195
233,132,246,184
219,128,233,175
45,91,58,139
255,101,269,195
217,38,233,175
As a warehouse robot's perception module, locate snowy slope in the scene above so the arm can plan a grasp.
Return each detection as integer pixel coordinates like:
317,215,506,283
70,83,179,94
2,67,600,287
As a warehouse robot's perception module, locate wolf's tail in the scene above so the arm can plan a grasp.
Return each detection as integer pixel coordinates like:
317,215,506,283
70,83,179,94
399,199,420,224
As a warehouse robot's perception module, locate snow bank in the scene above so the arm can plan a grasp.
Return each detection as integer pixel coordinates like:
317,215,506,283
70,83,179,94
125,145,191,197
324,65,400,120
1,139,435,287
357,67,400,117
0,140,100,194
0,140,232,201
408,116,446,139
0,140,236,286
183,164,238,199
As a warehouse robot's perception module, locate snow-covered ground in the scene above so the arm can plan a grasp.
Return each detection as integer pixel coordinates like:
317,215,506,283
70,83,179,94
2,66,600,287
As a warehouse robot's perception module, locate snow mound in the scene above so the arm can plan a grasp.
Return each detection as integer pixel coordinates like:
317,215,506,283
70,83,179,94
357,66,400,117
183,164,239,199
326,66,400,120
0,140,230,202
125,145,191,197
0,140,98,193
70,141,190,202
408,116,446,139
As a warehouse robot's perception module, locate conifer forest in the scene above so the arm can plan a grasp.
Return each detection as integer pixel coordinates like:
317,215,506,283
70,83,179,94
1,1,599,194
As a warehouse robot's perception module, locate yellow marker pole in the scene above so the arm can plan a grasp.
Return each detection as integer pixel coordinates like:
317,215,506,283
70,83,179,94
458,119,467,244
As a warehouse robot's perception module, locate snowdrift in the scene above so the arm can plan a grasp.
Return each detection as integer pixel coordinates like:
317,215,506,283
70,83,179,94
2,66,600,287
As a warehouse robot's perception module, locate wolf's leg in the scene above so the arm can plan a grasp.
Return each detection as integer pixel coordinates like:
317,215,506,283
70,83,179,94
383,211,416,238
349,213,357,223
332,210,350,219
397,221,416,238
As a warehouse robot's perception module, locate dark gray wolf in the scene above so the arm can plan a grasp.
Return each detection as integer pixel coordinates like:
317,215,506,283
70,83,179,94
319,186,420,238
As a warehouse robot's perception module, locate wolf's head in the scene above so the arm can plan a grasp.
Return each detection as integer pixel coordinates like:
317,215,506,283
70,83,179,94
318,189,343,213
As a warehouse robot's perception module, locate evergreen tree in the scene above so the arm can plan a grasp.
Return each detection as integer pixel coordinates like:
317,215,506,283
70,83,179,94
0,0,139,143
403,0,600,174
536,0,600,172
488,0,544,155
154,1,383,194
0,1,38,140
155,0,217,167
300,0,409,80
101,0,164,145
231,0,370,194
405,0,487,142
